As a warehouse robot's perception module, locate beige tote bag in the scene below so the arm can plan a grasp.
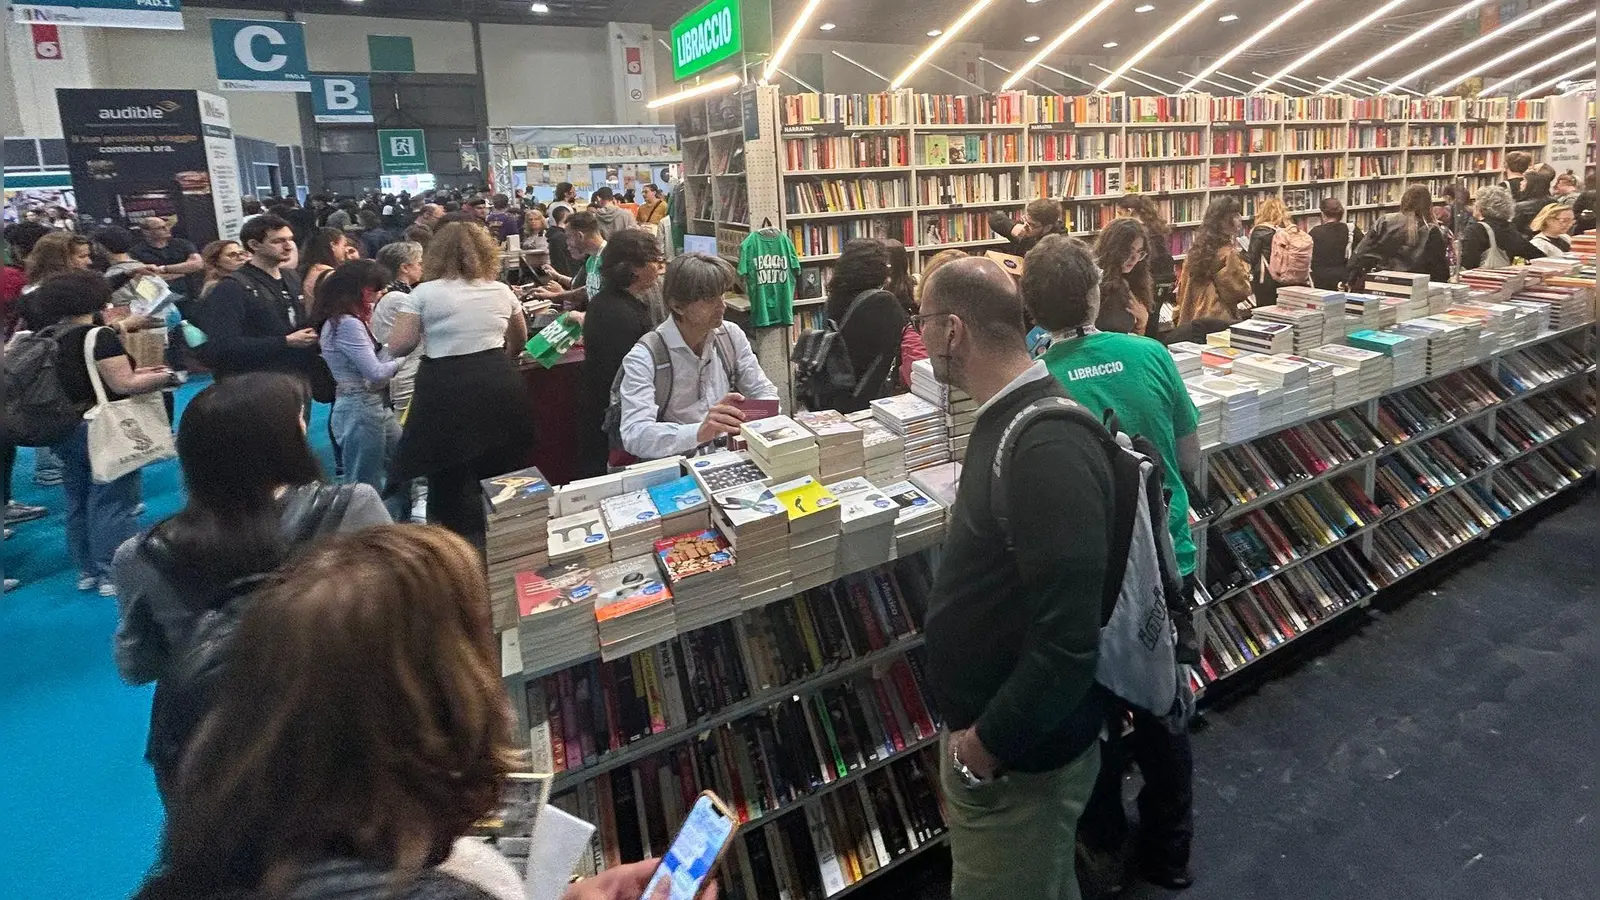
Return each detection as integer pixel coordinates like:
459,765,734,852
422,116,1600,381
82,327,175,484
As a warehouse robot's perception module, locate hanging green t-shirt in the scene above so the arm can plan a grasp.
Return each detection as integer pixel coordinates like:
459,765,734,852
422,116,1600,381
1042,331,1200,577
738,230,801,327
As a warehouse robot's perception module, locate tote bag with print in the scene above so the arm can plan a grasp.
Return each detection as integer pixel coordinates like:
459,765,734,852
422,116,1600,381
81,327,176,483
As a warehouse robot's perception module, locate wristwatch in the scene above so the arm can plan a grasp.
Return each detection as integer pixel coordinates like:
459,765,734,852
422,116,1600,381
950,742,989,788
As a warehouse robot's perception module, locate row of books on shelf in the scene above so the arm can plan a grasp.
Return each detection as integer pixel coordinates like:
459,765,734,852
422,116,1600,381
789,216,914,257
1032,132,1121,162
1126,130,1205,158
1199,409,1386,514
1129,94,1207,124
783,134,909,172
915,172,1021,206
1282,157,1346,181
913,91,1026,125
1028,166,1122,198
785,179,911,215
1208,161,1279,188
918,212,993,247
1125,164,1208,194
920,133,1021,167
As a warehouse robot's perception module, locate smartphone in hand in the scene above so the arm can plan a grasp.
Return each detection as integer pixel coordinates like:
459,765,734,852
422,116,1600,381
639,792,739,900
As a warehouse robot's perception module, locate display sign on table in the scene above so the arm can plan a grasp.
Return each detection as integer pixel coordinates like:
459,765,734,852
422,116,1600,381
12,0,182,30
57,88,244,244
670,0,743,82
311,75,374,123
379,129,429,176
210,18,312,92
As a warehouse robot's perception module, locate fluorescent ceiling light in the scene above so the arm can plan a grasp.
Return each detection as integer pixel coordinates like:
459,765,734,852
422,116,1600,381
530,2,548,10
1520,63,1595,98
1558,78,1595,95
1038,62,1098,89
1380,0,1577,92
1429,12,1594,94
1477,40,1594,96
763,0,823,83
1367,76,1422,96
1255,0,1414,92
1090,63,1165,94
892,0,994,89
1218,13,1238,21
1177,68,1238,92
818,22,835,31
1322,0,1493,92
1004,0,1119,89
1210,70,1256,88
1025,35,1041,42
1130,66,1188,89
1257,70,1319,91
1135,4,1155,11
1316,75,1371,95
1099,0,1221,90
647,74,741,109
831,50,891,83
927,29,942,36
1181,0,1319,92
1103,41,1119,48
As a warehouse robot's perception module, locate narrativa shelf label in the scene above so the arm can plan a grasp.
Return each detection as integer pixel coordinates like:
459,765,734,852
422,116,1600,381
670,0,743,82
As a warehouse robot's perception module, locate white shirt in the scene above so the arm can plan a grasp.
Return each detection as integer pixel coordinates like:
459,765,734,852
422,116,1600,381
619,317,780,460
370,287,422,402
396,278,517,358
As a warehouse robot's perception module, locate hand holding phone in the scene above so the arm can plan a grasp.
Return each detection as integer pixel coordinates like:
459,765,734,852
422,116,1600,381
638,792,738,900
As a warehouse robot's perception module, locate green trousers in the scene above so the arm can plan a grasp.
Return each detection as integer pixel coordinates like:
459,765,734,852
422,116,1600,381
939,735,1101,900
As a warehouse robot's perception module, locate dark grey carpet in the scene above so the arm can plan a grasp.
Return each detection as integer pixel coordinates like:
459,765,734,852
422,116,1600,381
868,485,1598,900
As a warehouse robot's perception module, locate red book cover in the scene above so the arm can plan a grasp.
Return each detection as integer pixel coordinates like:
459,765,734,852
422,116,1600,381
847,581,887,650
716,727,751,822
889,661,935,739
871,677,907,751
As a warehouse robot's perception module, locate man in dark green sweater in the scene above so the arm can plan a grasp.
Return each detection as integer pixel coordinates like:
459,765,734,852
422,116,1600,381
918,256,1114,900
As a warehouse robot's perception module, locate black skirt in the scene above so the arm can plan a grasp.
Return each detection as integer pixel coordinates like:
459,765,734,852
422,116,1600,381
395,348,534,480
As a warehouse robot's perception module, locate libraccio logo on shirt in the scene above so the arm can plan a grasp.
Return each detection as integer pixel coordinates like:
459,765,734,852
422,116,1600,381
1065,360,1125,381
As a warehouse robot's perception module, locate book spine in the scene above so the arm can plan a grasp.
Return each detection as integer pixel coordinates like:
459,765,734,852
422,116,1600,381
805,799,849,895
657,644,689,729
640,649,668,734
544,676,568,772
524,679,555,774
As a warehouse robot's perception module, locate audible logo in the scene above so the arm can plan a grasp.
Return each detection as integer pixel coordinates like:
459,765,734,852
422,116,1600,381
98,101,180,121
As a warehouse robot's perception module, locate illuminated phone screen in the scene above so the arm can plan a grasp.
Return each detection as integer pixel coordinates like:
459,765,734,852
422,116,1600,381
640,794,735,900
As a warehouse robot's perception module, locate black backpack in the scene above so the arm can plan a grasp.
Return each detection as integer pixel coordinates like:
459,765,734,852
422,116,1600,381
792,289,898,412
213,267,337,403
141,483,357,800
4,323,82,447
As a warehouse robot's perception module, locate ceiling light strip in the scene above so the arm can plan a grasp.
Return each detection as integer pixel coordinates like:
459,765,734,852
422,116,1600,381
1129,66,1189,90
1367,77,1422,97
763,0,824,83
891,0,996,89
1316,75,1372,96
1379,0,1577,92
1177,69,1240,92
1089,63,1167,94
830,50,892,83
1037,62,1099,89
646,74,742,109
927,61,988,92
1477,40,1595,96
1181,0,1320,92
1519,62,1596,98
1429,12,1595,94
1321,0,1493,92
1255,0,1414,92
776,66,821,93
1098,0,1221,90
1003,0,1120,89
1210,70,1257,89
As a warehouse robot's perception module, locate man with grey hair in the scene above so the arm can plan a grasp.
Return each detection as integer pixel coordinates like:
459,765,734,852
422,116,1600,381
919,255,1113,900
616,253,778,460
130,217,203,300
1024,233,1200,893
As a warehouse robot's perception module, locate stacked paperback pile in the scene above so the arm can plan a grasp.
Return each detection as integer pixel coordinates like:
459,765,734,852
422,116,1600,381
1277,287,1348,339
1248,305,1325,352
1200,344,1247,373
742,416,820,482
512,562,599,673
710,481,792,608
599,491,662,559
1387,318,1465,376
1169,349,1202,380
1425,313,1487,364
592,554,675,661
909,359,977,462
826,476,899,573
547,509,611,569
1234,354,1311,428
653,528,739,631
1342,293,1384,332
1281,355,1338,415
795,410,866,483
1431,281,1471,315
1347,329,1425,384
882,480,945,557
871,394,949,471
646,475,712,536
1305,343,1390,401
1228,319,1295,355
1188,389,1223,446
1365,271,1431,322
1511,284,1590,331
1187,374,1261,444
774,476,842,592
847,411,908,484
686,449,770,496
480,467,552,630
1447,300,1525,352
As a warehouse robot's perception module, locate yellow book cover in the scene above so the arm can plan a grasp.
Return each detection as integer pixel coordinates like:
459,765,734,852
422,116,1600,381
773,476,839,522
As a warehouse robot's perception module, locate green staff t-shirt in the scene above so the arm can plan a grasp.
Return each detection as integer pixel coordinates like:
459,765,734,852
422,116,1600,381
738,230,801,327
1042,331,1200,576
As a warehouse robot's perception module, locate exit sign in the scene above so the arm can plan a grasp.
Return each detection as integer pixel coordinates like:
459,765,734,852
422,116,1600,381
671,0,743,82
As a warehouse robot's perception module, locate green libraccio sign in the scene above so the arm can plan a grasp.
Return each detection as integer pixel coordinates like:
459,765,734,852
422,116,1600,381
671,0,743,82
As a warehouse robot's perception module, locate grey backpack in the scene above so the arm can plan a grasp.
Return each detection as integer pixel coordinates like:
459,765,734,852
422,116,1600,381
990,396,1193,727
602,326,738,454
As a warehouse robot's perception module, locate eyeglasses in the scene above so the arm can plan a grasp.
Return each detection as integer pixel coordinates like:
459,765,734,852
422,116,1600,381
910,312,951,334
224,251,249,259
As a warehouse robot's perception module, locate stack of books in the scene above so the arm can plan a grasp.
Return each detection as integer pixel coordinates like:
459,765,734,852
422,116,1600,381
909,359,977,462
1234,354,1311,428
480,467,553,631
1249,305,1325,352
1200,344,1247,373
1347,329,1425,384
871,394,949,471
1281,354,1338,415
619,457,683,493
1448,300,1523,351
1365,270,1431,321
553,472,624,516
1510,285,1591,331
1342,293,1385,332
795,410,866,483
1460,267,1528,302
686,449,770,496
546,509,611,569
1502,298,1552,334
881,480,945,557
847,410,908,483
774,476,842,592
599,490,663,559
1431,281,1471,314
1167,340,1210,359
647,475,712,536
827,476,899,573
1426,313,1487,363
910,461,961,511
1305,343,1390,401
1388,318,1466,375
1277,287,1348,339
742,415,821,482
1169,349,1203,380
1228,319,1296,355
513,562,599,673
654,528,740,632
710,482,792,609
592,554,676,661
1186,374,1261,444
1188,389,1223,447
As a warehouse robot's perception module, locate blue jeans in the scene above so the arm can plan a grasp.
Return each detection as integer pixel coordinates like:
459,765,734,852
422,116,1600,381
52,422,141,581
330,390,406,522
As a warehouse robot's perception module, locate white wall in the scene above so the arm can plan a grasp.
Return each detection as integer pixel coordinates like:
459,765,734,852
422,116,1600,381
480,23,613,125
3,16,108,137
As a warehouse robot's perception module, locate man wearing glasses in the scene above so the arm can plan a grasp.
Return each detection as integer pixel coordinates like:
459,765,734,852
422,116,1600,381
131,217,204,300
918,255,1113,900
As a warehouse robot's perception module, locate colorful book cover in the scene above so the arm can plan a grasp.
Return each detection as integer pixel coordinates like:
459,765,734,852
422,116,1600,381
654,529,736,582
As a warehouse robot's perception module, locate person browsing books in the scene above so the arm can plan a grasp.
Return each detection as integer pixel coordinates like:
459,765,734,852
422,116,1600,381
1171,197,1251,343
822,239,909,413
1308,198,1363,291
918,256,1113,900
578,229,667,475
618,253,779,461
1022,235,1200,893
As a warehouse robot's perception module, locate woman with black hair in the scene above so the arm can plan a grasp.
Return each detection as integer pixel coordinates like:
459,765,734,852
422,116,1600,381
1094,218,1153,335
111,372,390,796
821,238,908,413
297,227,356,312
578,229,667,473
312,260,407,521
1513,170,1555,235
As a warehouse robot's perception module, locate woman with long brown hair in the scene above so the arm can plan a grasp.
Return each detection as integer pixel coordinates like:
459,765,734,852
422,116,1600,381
1094,218,1153,335
1347,184,1451,287
197,240,247,298
1173,197,1251,340
298,226,357,310
1115,193,1175,334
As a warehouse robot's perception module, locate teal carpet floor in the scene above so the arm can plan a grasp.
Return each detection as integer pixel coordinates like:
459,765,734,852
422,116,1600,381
0,379,336,899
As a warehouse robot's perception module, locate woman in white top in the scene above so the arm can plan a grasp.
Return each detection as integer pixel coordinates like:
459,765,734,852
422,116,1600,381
1529,203,1575,257
619,253,779,461
383,222,532,547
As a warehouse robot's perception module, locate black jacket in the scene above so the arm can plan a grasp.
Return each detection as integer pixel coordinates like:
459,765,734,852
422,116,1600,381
1346,213,1449,286
578,285,653,474
1573,191,1596,236
1513,195,1553,235
1308,221,1363,291
187,264,319,377
547,226,577,277
988,211,1065,256
1244,224,1281,306
1460,218,1546,270
824,287,906,413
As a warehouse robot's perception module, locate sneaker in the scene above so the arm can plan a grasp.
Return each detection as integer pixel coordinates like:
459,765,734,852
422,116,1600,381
98,580,118,598
4,501,48,525
76,573,97,592
2,578,18,593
